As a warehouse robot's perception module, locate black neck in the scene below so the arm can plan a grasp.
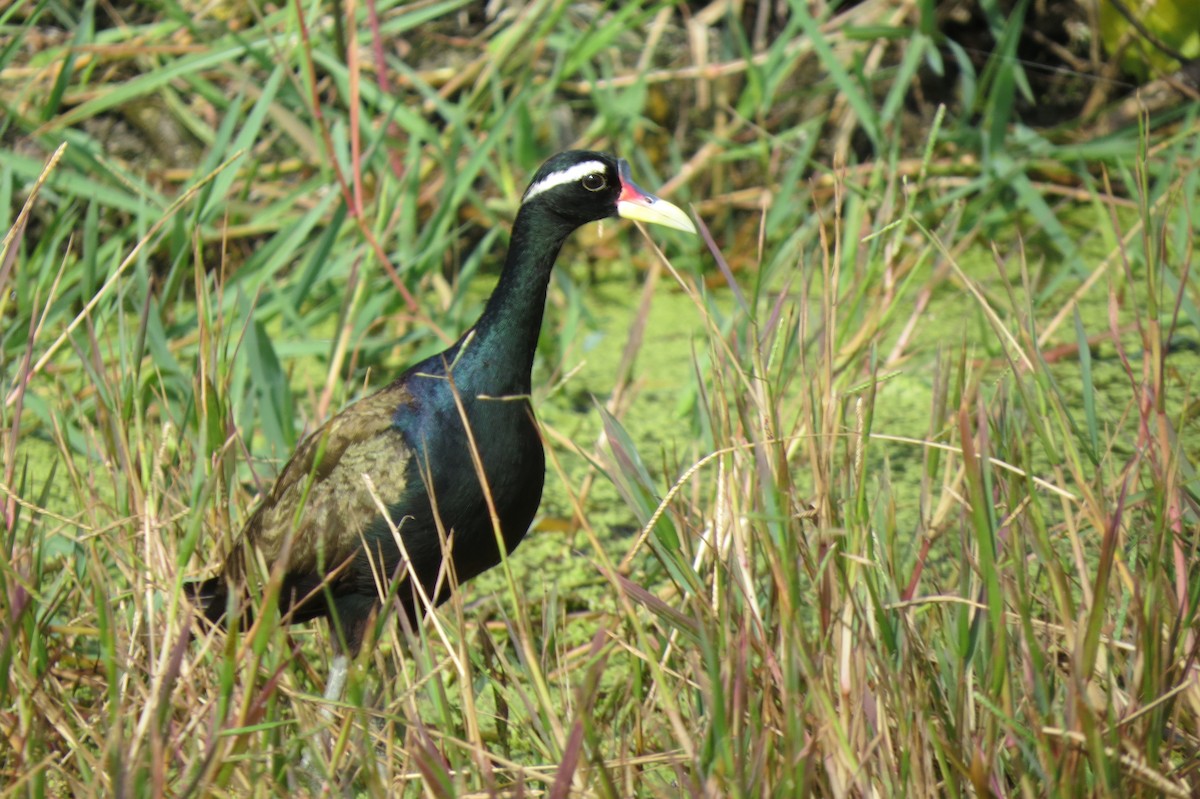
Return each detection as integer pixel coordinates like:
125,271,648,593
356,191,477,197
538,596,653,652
452,205,573,395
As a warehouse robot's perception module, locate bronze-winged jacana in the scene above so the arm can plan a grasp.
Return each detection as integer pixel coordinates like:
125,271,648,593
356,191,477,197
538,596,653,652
191,151,695,701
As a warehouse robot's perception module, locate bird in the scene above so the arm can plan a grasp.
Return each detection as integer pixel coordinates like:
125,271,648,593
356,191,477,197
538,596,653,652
190,150,695,702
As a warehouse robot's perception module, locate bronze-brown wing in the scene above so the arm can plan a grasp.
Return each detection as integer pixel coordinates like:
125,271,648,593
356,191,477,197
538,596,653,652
226,384,416,583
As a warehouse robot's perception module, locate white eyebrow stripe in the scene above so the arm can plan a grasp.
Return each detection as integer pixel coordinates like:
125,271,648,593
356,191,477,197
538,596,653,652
522,160,608,203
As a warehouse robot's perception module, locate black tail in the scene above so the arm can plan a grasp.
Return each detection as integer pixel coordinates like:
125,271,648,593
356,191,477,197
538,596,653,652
186,576,244,631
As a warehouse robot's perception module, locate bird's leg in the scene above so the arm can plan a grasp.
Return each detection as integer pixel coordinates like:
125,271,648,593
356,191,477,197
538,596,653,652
297,653,352,790
323,654,350,705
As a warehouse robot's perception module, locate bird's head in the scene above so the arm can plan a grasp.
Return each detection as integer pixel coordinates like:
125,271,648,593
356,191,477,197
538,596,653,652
520,151,696,234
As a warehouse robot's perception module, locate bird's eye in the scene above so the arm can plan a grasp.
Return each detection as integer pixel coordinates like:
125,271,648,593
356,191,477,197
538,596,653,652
581,173,607,192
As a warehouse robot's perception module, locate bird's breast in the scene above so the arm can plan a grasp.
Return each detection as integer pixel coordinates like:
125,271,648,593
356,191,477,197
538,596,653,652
391,388,545,580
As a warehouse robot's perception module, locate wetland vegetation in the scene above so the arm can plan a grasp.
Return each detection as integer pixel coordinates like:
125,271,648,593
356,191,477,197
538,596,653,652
2,0,1199,796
